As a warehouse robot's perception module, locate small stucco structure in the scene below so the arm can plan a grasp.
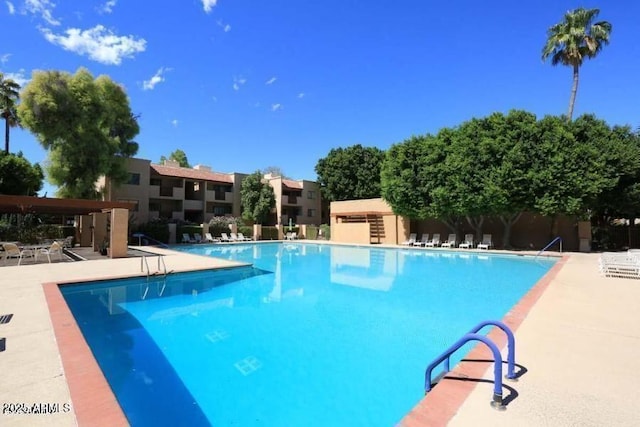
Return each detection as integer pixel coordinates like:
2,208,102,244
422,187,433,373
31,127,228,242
330,198,409,245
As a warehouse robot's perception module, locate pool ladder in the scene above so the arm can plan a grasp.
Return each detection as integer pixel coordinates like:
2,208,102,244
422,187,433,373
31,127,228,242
141,255,168,278
424,320,518,410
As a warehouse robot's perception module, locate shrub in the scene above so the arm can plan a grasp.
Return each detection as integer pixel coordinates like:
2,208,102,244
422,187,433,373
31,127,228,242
320,224,330,240
137,218,170,243
261,226,279,240
238,225,253,238
306,225,318,239
208,216,241,238
180,225,203,238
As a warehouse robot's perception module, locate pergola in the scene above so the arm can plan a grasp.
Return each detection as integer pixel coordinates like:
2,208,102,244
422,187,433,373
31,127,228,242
0,195,135,258
0,195,135,215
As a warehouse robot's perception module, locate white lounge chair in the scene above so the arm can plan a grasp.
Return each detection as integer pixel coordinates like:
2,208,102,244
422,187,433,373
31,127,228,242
440,234,457,248
458,234,474,249
182,233,196,243
599,252,640,279
193,234,202,244
229,233,240,242
401,233,417,246
424,233,440,248
220,233,231,242
413,234,430,246
237,232,252,241
204,232,218,243
36,241,64,263
477,234,493,250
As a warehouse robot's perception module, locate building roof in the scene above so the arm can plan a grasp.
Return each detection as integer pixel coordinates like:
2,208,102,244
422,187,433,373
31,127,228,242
150,164,234,184
0,195,136,215
282,179,303,189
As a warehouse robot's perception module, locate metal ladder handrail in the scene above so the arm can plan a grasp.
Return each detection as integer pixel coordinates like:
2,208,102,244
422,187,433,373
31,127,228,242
132,233,169,248
536,236,562,257
424,333,507,410
424,320,518,410
157,255,167,276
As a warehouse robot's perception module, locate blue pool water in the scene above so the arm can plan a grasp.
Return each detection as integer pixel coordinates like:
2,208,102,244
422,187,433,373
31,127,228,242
61,243,556,426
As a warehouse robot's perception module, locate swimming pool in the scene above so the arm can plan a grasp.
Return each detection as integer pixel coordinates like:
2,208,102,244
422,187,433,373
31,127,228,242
61,243,556,426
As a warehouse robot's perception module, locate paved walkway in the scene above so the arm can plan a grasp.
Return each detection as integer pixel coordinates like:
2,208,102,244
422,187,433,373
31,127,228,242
0,248,638,426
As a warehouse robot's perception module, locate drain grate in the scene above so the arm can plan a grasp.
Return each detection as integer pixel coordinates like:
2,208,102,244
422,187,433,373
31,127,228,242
0,314,13,325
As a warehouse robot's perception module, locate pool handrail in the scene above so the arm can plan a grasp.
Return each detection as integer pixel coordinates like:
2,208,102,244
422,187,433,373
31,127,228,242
424,333,506,409
536,236,562,257
132,232,169,248
468,320,516,380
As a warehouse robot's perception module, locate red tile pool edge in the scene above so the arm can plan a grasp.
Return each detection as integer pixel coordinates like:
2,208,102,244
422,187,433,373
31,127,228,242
43,281,129,427
43,255,567,427
398,255,568,426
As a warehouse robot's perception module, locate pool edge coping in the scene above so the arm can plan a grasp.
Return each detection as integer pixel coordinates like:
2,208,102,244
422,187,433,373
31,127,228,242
42,249,567,426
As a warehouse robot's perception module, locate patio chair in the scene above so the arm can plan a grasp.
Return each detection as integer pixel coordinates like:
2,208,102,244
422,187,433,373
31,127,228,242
424,233,440,247
477,234,493,250
182,233,196,244
413,234,430,246
229,233,240,242
458,234,474,249
193,234,202,244
401,233,417,246
204,232,218,243
237,232,252,241
220,233,231,242
440,234,457,248
36,241,64,263
2,243,23,265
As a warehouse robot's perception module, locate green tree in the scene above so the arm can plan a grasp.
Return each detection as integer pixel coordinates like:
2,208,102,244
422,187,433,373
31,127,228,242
315,144,385,201
0,73,21,154
240,171,276,224
160,149,190,168
542,8,612,121
262,166,289,179
0,151,44,195
17,68,139,198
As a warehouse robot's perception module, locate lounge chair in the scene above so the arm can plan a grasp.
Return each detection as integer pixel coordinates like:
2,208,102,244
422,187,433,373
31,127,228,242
36,241,64,263
477,234,493,250
220,233,231,242
237,232,252,241
440,234,457,248
229,233,240,242
193,234,202,244
413,234,430,246
401,233,417,246
424,233,440,247
599,252,640,278
458,234,474,249
204,232,218,243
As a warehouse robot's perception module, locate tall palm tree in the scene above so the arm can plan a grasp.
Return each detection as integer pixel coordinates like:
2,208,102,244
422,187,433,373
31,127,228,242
542,8,612,121
0,73,21,153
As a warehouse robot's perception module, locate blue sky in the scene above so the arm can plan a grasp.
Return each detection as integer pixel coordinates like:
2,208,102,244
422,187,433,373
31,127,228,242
2,1,639,196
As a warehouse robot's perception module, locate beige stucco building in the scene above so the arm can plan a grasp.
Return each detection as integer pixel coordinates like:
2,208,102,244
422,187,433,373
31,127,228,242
99,158,322,227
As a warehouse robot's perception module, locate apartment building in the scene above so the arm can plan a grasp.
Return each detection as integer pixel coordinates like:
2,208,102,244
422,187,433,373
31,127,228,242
99,158,322,226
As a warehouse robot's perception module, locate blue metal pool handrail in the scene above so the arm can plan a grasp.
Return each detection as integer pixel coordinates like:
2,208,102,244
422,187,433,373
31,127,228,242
424,320,518,409
424,333,506,409
468,320,516,380
132,233,169,248
536,236,562,257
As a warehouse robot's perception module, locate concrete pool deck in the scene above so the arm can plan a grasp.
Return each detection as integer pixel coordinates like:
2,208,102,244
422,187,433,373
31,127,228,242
0,245,638,426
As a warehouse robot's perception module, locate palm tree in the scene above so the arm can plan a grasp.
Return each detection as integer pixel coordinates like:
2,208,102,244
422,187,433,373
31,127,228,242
0,73,21,153
542,8,612,121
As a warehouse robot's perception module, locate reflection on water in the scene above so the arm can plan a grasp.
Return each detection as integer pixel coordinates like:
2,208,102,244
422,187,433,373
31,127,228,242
329,246,402,291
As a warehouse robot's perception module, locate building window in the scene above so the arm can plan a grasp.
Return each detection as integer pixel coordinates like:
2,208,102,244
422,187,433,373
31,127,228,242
307,190,315,199
127,173,140,185
308,208,316,217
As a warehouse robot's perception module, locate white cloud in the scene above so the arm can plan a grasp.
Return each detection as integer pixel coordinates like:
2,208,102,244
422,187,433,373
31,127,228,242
216,20,231,33
271,103,282,112
98,0,117,14
142,67,170,91
265,77,277,85
25,0,60,26
297,92,305,98
232,75,246,91
212,96,217,102
41,25,147,65
0,53,11,64
223,24,231,32
201,0,217,13
3,69,29,86
171,119,178,127
6,1,15,14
